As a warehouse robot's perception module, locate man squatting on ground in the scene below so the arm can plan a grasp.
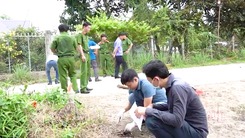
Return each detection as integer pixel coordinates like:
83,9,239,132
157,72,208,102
117,69,167,133
50,24,81,93
134,60,209,138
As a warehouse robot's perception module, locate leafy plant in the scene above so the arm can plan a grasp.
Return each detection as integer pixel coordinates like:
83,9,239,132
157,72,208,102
10,65,33,84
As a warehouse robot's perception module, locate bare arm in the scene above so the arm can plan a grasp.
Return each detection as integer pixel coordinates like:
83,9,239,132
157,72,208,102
128,43,133,51
144,97,153,107
124,101,131,112
77,45,85,56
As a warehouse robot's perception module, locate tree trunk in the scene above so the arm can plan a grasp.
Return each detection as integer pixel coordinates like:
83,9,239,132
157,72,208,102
154,35,160,54
184,30,188,56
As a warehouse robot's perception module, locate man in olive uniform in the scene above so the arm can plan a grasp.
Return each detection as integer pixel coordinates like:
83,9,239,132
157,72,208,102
75,22,93,94
50,24,81,93
98,34,114,77
122,33,133,69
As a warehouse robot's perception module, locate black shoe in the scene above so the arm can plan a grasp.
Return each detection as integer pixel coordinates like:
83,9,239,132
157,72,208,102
115,76,121,79
89,78,92,82
48,82,52,85
110,75,114,77
55,81,59,84
95,78,102,82
86,87,93,91
74,90,80,94
80,89,90,94
103,75,107,77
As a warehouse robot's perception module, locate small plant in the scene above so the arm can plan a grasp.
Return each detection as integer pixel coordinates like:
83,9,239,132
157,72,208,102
10,65,33,84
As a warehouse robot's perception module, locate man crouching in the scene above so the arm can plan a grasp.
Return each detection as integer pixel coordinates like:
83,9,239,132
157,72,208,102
117,69,167,133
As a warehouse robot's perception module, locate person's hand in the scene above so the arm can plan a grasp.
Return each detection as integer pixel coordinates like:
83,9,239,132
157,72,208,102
81,55,86,62
125,50,129,54
124,121,136,133
105,40,110,42
134,107,146,118
117,109,125,123
112,53,115,58
93,52,97,55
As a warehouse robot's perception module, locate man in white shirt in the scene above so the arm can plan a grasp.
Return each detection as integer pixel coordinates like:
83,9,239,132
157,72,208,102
46,54,59,85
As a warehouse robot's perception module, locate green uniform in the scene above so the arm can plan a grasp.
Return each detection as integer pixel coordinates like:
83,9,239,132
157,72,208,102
99,42,113,76
50,32,78,92
122,38,132,63
75,33,90,91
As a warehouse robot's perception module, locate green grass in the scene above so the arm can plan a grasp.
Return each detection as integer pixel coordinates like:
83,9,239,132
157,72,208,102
0,83,104,137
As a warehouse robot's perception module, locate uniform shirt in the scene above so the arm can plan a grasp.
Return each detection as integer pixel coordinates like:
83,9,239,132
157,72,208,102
129,78,167,106
114,37,123,56
88,40,97,60
50,32,77,56
99,42,111,54
145,74,208,138
122,38,132,52
46,55,58,63
75,32,89,52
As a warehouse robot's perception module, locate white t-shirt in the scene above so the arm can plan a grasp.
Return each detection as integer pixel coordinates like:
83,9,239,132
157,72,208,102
46,55,58,63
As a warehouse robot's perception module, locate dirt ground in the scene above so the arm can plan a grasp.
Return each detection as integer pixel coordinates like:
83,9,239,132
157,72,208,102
7,63,245,138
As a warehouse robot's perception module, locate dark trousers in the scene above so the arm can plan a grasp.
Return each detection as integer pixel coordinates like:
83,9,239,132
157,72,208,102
145,117,203,138
115,56,127,77
46,60,59,83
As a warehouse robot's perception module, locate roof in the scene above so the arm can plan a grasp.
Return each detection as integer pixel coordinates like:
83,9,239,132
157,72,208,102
0,18,32,33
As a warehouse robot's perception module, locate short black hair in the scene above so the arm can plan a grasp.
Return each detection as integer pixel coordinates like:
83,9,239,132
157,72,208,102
83,21,91,27
101,34,107,38
121,69,139,85
142,60,169,79
58,24,69,32
119,32,127,36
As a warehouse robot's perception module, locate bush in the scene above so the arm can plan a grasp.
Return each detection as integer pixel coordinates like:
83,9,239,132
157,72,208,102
0,62,8,74
10,65,33,84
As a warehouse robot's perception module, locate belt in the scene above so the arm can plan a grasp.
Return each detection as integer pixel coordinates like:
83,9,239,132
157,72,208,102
58,55,74,58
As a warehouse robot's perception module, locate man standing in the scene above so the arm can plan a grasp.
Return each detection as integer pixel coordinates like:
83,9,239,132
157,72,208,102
46,54,59,85
122,34,133,68
88,40,101,82
135,60,208,138
98,34,114,77
112,33,127,79
75,21,93,94
50,24,80,93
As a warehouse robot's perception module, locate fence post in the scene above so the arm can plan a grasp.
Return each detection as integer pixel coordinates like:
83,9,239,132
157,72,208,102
45,30,52,61
150,35,154,58
7,40,11,73
232,34,235,52
27,34,31,71
181,43,185,59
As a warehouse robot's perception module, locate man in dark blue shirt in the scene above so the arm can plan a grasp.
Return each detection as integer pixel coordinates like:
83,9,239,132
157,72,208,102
134,60,208,138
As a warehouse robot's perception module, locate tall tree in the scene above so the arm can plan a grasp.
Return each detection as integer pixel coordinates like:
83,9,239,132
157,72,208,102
60,0,133,30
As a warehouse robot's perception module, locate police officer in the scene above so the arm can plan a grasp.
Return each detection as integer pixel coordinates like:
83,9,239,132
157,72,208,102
75,22,93,94
98,34,114,77
50,24,80,93
122,33,133,68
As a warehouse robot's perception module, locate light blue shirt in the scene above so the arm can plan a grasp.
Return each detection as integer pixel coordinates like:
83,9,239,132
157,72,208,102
129,78,167,106
114,37,123,56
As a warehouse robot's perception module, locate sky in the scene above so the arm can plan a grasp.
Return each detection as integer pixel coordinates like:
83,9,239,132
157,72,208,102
0,0,65,31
